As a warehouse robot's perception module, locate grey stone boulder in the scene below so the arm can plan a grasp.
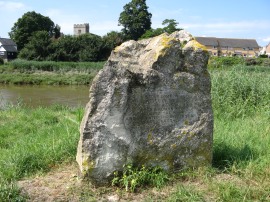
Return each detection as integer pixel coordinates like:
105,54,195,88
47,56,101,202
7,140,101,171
76,30,213,185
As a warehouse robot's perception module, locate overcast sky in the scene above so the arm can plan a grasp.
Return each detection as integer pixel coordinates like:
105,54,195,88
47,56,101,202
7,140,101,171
0,0,269,46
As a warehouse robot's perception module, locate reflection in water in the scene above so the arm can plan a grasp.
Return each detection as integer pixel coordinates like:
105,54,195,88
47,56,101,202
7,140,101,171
0,85,89,108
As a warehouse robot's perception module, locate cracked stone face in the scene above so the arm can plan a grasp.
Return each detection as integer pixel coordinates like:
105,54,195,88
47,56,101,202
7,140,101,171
76,30,213,185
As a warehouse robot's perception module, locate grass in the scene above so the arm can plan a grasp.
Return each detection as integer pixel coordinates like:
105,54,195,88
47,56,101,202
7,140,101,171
0,104,83,201
0,64,269,201
0,60,105,85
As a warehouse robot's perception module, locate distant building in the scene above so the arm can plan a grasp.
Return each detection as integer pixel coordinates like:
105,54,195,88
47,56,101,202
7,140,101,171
265,43,270,57
195,37,260,57
0,38,18,62
74,23,90,36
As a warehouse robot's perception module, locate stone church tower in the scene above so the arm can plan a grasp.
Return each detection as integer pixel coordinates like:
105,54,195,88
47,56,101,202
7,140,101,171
74,23,90,36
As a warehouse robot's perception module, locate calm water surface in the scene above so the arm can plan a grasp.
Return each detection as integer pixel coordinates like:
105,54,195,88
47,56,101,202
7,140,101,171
0,85,90,108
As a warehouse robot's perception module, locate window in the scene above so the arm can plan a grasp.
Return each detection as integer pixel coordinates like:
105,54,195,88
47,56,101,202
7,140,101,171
0,51,4,56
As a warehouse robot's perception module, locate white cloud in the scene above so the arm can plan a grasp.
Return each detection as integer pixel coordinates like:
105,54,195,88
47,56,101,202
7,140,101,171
91,21,121,36
262,37,270,42
0,1,25,11
182,20,270,30
44,9,83,34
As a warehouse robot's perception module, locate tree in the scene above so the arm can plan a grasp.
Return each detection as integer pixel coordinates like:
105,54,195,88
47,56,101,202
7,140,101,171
48,33,105,62
140,19,182,39
140,28,164,39
53,24,61,39
9,11,60,51
118,0,152,40
162,19,182,34
48,35,80,62
102,31,125,58
77,33,104,62
19,31,52,60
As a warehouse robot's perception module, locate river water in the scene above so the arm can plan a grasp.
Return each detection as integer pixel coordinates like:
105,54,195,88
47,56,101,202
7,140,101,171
0,85,90,108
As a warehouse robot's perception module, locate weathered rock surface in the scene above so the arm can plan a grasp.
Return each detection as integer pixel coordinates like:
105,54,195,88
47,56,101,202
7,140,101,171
76,30,213,185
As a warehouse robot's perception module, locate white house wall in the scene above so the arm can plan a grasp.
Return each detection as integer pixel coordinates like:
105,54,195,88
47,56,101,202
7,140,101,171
0,47,6,51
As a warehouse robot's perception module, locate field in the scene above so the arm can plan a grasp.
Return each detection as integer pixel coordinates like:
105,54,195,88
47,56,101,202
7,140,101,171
0,64,269,201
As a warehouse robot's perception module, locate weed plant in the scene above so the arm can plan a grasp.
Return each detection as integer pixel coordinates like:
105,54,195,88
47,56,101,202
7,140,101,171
112,164,169,192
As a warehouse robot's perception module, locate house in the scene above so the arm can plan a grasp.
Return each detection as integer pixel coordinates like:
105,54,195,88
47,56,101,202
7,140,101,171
265,43,270,57
0,38,18,62
195,37,260,57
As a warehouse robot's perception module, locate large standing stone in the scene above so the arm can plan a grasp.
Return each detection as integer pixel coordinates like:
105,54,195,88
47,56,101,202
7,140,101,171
76,31,213,185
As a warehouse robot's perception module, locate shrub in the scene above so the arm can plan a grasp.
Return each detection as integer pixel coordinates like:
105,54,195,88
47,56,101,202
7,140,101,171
208,57,244,68
208,57,270,68
259,54,268,58
0,58,4,65
244,58,262,66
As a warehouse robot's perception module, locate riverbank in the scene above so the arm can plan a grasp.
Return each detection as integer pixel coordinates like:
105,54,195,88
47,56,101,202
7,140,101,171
0,60,105,85
1,65,269,201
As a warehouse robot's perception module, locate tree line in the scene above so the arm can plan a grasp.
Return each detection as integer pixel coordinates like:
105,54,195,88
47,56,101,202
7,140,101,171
9,0,181,62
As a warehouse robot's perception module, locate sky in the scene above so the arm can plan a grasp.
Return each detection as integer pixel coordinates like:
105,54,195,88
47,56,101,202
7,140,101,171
0,0,270,46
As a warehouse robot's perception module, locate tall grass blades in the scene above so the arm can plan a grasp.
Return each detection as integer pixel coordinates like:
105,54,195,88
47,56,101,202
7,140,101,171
0,60,105,85
8,59,105,73
211,65,270,179
211,65,270,119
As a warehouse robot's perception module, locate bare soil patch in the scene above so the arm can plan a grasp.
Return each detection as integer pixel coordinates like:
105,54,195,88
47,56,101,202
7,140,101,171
18,163,81,202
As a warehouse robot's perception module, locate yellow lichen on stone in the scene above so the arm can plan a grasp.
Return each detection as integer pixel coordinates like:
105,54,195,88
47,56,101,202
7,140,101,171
82,159,95,175
183,39,207,51
155,34,177,59
171,144,177,149
161,34,174,48
189,40,208,51
114,45,121,53
147,133,154,145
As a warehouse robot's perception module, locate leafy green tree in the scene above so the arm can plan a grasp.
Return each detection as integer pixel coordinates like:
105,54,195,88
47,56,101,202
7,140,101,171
48,35,80,61
19,31,52,60
9,11,60,50
48,33,105,62
77,33,104,62
102,31,125,58
162,19,182,34
140,19,182,39
103,31,125,50
140,28,164,39
53,24,61,39
118,0,152,40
